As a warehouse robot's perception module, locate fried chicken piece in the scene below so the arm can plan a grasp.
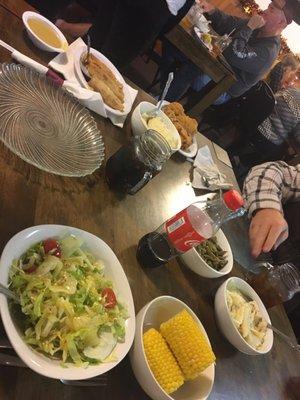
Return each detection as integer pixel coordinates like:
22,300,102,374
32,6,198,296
164,102,184,116
86,54,124,108
89,77,124,111
162,102,198,149
177,115,198,136
176,125,193,149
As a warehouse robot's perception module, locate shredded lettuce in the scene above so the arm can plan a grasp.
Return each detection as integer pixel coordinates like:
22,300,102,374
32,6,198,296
9,235,127,367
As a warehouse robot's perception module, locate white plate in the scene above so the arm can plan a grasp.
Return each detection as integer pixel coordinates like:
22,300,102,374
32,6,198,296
161,100,198,158
193,27,213,52
0,225,135,380
73,47,132,116
178,135,198,158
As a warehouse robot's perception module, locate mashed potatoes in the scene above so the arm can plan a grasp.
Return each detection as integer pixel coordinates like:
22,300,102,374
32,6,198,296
143,114,178,149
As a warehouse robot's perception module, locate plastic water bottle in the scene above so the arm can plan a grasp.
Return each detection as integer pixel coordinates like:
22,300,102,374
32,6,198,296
136,190,245,268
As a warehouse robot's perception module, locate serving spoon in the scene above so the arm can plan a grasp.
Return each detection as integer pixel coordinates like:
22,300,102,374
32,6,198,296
145,72,174,120
80,34,92,79
267,323,300,351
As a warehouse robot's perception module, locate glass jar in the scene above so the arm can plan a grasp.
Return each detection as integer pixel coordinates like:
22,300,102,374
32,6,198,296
215,34,232,52
187,3,204,26
248,262,300,308
105,130,171,195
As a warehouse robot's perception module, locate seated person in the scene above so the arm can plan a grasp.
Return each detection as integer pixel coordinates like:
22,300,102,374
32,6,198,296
163,0,298,104
268,52,299,93
230,87,300,163
243,161,300,343
243,161,300,259
55,0,195,68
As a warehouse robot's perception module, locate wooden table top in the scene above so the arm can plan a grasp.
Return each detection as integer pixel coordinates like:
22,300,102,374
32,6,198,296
0,4,299,400
165,17,236,84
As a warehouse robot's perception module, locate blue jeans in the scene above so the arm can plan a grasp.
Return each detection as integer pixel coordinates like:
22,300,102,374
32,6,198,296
162,42,231,105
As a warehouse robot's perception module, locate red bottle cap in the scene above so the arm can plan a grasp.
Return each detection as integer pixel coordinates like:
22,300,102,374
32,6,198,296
223,190,244,211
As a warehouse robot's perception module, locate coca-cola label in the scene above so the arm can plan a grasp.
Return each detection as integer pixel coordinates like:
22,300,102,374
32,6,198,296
166,208,205,252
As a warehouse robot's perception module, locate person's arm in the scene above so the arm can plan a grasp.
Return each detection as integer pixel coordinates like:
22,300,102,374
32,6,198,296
291,122,300,143
243,161,300,257
205,9,246,35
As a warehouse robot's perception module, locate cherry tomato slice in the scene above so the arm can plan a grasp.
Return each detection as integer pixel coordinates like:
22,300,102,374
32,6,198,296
102,288,116,308
43,239,61,258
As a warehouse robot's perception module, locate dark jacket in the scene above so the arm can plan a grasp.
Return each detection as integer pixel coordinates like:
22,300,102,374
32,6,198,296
207,9,281,97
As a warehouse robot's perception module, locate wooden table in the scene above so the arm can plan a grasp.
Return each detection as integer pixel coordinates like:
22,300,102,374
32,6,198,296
165,17,237,117
0,4,299,400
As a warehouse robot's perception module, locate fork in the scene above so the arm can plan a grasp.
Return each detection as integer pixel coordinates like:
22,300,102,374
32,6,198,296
61,375,108,387
0,337,26,367
0,336,110,383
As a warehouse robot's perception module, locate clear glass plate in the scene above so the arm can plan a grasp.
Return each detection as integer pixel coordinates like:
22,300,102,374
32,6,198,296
0,63,105,177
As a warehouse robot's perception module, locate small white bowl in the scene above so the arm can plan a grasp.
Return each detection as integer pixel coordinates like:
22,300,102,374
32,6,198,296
130,296,215,400
22,12,68,53
214,277,273,355
0,225,135,380
180,229,233,278
131,102,181,152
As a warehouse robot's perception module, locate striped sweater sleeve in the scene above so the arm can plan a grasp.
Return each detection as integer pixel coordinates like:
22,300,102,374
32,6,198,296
243,161,300,217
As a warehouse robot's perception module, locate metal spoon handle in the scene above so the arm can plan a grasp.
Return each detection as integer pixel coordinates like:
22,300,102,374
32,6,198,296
0,283,19,303
267,323,300,351
157,72,174,112
227,28,236,37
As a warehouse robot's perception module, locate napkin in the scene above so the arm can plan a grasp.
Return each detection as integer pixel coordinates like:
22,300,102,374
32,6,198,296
49,38,138,127
192,145,232,190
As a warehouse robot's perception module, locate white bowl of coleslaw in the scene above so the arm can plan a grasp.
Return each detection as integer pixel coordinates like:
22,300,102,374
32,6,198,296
0,225,135,380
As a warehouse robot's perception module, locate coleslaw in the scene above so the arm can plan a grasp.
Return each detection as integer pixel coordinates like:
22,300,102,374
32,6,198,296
9,235,128,367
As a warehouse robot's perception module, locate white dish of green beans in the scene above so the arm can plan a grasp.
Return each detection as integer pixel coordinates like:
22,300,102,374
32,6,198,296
180,229,233,279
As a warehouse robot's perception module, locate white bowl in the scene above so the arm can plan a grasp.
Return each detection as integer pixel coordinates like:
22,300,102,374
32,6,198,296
22,12,68,53
0,225,135,380
214,277,273,355
73,47,133,117
180,229,233,278
130,296,215,400
131,102,181,152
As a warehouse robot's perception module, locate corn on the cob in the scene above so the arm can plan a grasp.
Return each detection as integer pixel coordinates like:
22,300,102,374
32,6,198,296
143,328,184,394
160,310,216,380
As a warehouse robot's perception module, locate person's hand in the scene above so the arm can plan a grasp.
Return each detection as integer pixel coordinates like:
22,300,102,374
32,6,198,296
196,0,215,13
247,14,265,30
249,209,289,258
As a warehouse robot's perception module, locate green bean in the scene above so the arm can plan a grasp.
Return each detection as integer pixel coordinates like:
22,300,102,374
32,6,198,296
196,237,228,271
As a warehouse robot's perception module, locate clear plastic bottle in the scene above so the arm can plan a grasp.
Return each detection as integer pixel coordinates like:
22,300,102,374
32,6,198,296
136,190,245,268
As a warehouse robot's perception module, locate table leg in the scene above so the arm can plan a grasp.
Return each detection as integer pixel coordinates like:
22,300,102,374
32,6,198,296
187,75,236,118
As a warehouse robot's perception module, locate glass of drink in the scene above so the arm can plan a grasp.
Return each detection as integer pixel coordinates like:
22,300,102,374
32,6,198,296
105,130,171,195
248,262,300,308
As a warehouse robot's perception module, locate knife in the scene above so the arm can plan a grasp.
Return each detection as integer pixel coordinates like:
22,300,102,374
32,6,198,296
0,39,64,86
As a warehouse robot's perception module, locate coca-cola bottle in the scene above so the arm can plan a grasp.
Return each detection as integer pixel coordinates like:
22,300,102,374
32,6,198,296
136,190,245,268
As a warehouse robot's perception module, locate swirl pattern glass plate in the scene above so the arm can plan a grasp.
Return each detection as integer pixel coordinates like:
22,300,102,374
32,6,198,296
0,64,105,177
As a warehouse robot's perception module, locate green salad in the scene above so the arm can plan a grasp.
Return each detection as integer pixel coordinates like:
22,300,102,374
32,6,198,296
9,235,128,367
